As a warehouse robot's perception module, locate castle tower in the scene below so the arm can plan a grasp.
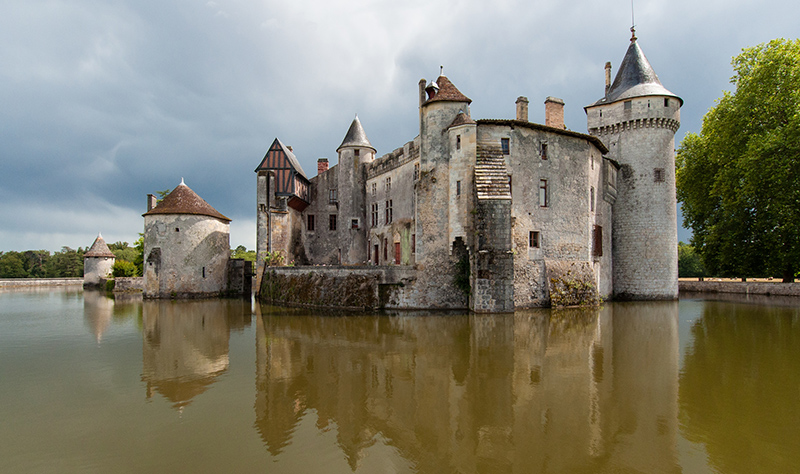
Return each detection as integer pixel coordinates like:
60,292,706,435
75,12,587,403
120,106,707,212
336,115,375,264
83,233,115,288
416,74,474,307
585,29,681,300
142,180,232,298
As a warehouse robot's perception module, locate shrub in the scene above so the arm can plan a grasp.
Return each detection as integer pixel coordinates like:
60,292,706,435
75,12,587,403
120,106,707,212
112,259,137,277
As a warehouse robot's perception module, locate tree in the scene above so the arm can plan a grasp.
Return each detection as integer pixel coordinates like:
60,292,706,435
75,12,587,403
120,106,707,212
0,252,27,278
678,242,705,278
676,39,800,281
231,245,256,262
45,247,84,277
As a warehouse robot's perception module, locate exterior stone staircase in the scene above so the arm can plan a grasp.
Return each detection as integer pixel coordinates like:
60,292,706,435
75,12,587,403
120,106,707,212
475,141,511,199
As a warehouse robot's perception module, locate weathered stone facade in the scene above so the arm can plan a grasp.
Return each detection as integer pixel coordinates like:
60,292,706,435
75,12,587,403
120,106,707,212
256,32,680,311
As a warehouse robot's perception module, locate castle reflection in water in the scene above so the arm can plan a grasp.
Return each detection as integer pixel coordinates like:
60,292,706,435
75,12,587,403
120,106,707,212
252,303,680,473
84,292,680,472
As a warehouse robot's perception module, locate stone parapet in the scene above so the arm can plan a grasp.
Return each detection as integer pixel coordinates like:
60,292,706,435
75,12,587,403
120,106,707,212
0,278,84,288
679,280,800,297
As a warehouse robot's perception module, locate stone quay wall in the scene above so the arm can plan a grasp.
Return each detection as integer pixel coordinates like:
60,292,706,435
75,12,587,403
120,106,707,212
0,278,84,288
680,280,800,297
259,266,417,310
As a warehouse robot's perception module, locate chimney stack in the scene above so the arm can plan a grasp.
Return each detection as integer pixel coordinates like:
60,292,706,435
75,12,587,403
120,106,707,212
419,79,427,107
317,158,329,175
605,62,612,95
544,97,565,129
515,96,529,122
147,194,157,211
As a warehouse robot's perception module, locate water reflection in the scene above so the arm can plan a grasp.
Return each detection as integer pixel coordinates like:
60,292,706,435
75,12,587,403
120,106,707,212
141,299,252,409
680,301,800,473
255,302,680,473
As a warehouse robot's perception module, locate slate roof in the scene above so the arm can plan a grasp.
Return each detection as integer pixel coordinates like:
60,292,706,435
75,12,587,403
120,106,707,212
423,76,472,105
337,116,376,153
142,181,231,222
84,233,115,258
591,32,682,106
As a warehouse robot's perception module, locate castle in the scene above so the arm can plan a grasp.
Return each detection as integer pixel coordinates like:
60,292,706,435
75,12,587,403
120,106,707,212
256,30,681,311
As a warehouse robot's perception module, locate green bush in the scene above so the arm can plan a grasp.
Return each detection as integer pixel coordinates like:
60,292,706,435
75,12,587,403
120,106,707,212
112,260,137,277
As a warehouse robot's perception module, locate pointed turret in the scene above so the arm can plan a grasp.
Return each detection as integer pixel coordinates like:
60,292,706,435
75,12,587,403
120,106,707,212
337,115,376,153
84,233,116,258
593,28,682,106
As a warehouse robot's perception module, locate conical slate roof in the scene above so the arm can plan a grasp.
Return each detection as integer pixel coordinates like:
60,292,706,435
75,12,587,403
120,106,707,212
592,31,682,106
142,180,231,222
423,76,472,105
337,116,376,152
84,233,115,258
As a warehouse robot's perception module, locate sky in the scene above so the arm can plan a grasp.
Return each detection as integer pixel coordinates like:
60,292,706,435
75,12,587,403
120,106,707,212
1,0,798,253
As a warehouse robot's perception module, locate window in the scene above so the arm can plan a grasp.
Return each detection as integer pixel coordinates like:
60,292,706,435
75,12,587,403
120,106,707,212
624,100,632,110
414,163,420,181
654,168,665,183
307,214,315,231
384,238,388,261
456,180,461,196
456,135,461,150
329,214,337,231
412,234,416,253
539,179,549,207
371,203,379,227
351,218,360,229
664,98,670,107
501,138,510,155
329,189,338,204
394,242,401,264
385,200,393,224
593,225,603,257
175,227,180,232
541,143,548,160
372,182,377,196
529,231,540,248
385,177,391,193
354,149,360,157
590,187,595,212
373,244,379,265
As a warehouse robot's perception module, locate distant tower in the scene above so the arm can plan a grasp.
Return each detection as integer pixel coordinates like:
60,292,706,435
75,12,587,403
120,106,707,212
336,115,375,264
83,233,115,288
585,29,682,299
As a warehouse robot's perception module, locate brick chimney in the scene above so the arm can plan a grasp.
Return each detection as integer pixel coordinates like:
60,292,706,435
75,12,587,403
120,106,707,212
545,97,565,129
515,96,529,122
317,158,329,175
605,62,612,95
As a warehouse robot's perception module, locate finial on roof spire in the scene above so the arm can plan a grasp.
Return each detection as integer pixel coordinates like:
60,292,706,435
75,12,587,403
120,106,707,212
440,65,444,76
630,0,636,41
98,232,103,239
630,26,637,42
180,177,185,186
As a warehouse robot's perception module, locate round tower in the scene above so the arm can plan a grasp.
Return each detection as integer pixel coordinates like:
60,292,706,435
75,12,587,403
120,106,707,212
336,115,375,264
585,29,681,300
83,233,116,288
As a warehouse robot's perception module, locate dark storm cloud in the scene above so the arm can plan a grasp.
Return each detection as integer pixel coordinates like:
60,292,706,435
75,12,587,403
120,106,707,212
1,0,798,251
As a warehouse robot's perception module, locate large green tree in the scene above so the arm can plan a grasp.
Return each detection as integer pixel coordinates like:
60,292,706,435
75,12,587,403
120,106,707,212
676,38,800,281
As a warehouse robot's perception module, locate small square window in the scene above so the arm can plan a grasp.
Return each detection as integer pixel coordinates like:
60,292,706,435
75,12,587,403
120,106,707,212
354,149,360,157
654,168,665,183
501,138,510,155
529,231,540,248
624,100,632,110
351,218,359,229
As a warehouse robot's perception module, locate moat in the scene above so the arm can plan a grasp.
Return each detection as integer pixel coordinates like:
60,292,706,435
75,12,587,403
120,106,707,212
1,288,799,473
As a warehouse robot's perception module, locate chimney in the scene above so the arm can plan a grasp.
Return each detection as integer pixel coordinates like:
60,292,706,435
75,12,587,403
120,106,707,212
287,145,293,152
419,79,427,107
605,62,612,95
317,158,329,175
147,194,157,211
515,96,529,122
544,97,565,129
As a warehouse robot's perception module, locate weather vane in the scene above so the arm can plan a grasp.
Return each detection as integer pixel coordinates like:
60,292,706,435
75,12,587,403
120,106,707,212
631,0,636,40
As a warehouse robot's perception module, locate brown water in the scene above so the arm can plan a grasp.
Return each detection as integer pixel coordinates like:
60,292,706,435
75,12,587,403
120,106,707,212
1,289,798,473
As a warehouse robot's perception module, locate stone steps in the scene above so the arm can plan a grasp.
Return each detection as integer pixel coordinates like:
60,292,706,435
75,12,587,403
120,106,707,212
475,143,511,199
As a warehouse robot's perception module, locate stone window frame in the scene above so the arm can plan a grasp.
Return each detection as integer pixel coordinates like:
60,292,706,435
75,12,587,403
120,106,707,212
329,189,338,204
307,214,315,232
529,231,540,248
539,179,549,207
